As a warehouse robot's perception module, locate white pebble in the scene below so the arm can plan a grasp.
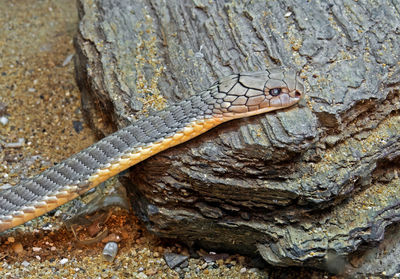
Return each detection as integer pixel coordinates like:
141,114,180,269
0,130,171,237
240,267,247,273
103,242,118,262
284,12,292,17
32,247,42,252
54,210,63,217
21,261,30,267
59,258,68,265
62,54,74,67
4,138,25,148
0,116,8,126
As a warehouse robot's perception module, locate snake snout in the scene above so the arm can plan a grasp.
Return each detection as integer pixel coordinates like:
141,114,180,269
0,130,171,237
286,88,303,106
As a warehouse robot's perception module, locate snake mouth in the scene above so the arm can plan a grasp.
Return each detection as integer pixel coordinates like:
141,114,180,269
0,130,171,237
288,88,303,104
266,89,302,109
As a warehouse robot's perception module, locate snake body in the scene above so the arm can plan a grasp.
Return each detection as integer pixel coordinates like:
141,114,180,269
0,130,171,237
0,68,303,233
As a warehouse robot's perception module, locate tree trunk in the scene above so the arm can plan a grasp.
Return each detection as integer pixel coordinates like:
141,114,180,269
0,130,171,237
74,0,400,275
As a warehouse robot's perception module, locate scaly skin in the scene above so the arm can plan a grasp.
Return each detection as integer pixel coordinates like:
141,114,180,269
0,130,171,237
0,68,304,233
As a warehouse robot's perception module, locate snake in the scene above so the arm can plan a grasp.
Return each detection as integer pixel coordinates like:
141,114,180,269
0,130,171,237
0,68,304,233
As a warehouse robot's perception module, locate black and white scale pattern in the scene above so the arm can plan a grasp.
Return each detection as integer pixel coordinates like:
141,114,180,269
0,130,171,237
0,68,303,230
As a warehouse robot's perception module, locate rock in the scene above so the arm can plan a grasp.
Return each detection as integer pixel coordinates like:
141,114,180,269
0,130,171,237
345,222,400,277
163,252,189,269
103,242,118,262
72,120,83,133
74,0,400,275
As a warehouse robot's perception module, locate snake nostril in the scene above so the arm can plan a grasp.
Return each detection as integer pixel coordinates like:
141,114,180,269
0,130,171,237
295,91,302,98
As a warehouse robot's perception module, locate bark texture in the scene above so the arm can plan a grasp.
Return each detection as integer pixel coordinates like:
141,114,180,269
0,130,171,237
74,0,400,275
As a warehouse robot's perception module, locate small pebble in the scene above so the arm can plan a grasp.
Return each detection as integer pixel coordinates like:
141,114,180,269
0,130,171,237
156,246,164,253
59,258,68,265
203,252,229,262
21,261,30,267
240,267,247,273
0,102,6,114
32,247,42,252
62,54,74,67
72,120,83,133
145,268,157,276
12,242,24,254
180,260,189,268
54,210,63,217
7,236,15,243
0,116,8,126
249,267,259,273
4,138,25,148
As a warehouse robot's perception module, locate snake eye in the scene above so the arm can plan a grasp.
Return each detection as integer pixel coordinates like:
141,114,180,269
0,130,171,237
269,88,281,96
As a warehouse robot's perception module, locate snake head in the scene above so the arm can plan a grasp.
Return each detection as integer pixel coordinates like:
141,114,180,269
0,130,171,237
211,69,304,119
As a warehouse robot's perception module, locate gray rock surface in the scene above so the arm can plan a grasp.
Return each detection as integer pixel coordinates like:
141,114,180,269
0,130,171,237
163,252,189,269
74,0,400,275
